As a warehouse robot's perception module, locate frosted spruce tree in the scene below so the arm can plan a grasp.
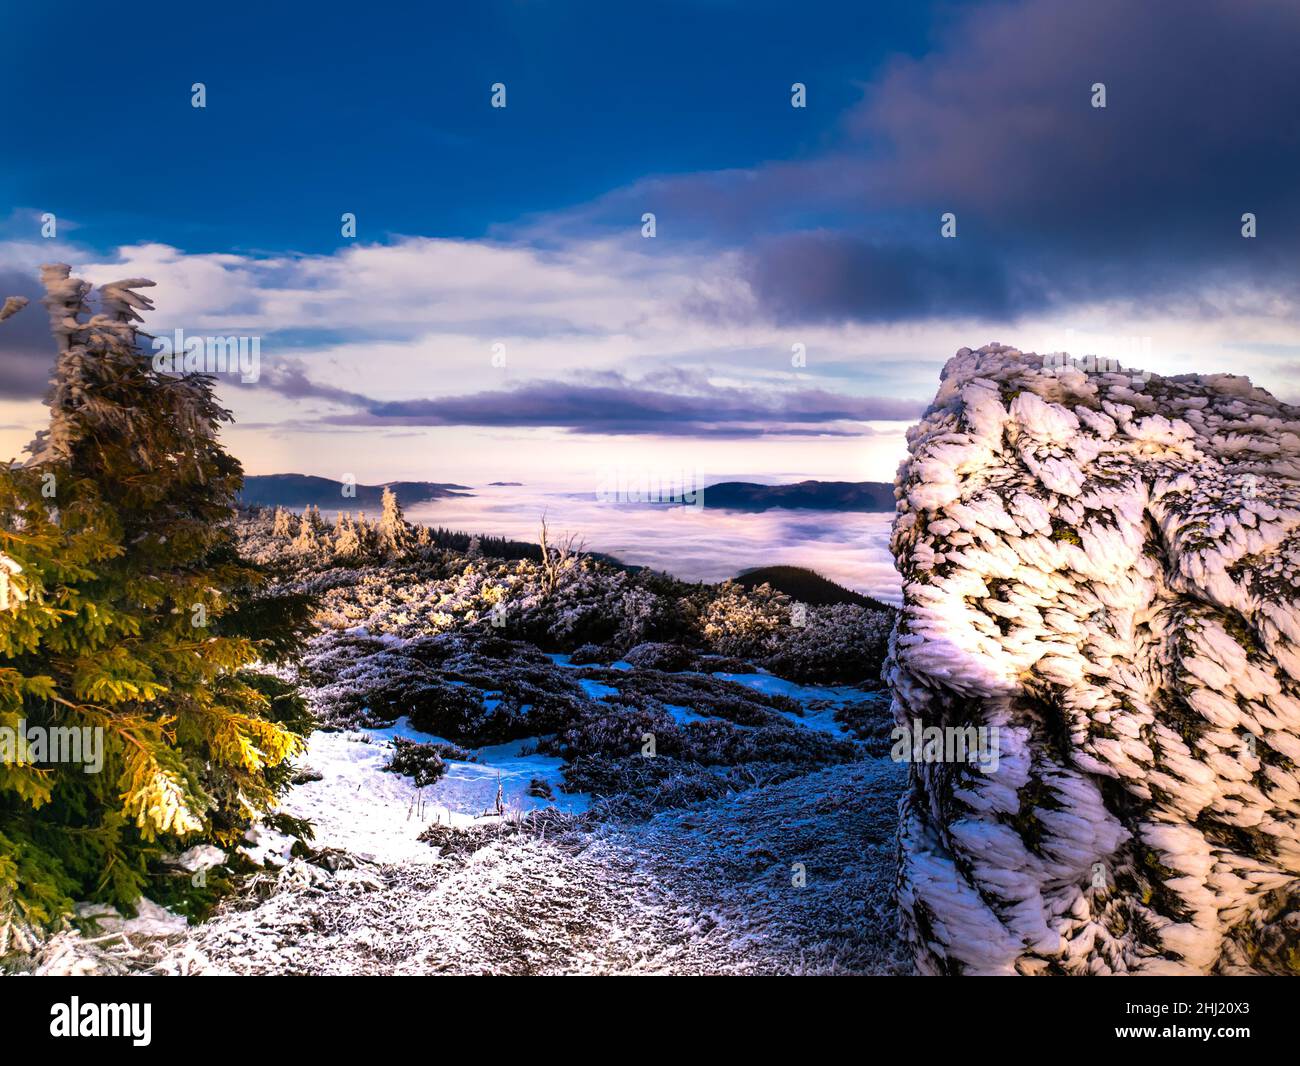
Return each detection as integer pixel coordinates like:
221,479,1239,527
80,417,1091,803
0,265,313,941
376,486,412,557
291,511,320,558
332,513,363,561
271,506,294,539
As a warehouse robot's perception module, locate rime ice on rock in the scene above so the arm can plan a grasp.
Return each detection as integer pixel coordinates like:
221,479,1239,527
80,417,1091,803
888,343,1300,975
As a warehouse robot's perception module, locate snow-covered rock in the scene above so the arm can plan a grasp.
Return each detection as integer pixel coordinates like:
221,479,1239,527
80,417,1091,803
888,343,1300,975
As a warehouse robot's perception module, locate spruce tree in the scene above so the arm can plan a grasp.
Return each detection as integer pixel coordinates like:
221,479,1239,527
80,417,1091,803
271,506,293,539
332,513,362,561
0,265,313,939
376,486,412,557
291,512,319,558
352,511,377,556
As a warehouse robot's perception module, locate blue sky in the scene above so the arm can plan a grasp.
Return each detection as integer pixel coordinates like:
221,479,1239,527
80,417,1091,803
1,1,942,252
1,0,1297,486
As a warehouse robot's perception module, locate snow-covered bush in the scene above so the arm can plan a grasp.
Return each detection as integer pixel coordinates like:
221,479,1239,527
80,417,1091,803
764,604,893,685
699,580,789,659
383,737,470,787
621,641,696,671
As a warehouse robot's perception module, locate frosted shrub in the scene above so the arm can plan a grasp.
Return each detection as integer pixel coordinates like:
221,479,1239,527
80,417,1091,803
700,581,788,659
765,604,893,685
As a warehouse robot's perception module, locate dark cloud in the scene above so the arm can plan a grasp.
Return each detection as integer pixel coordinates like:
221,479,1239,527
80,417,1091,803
0,270,55,400
562,0,1300,326
255,363,368,407
800,0,1299,320
745,231,1048,324
853,0,1300,231
261,362,923,438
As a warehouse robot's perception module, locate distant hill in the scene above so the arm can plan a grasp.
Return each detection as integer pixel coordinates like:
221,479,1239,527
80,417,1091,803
239,474,471,510
701,480,895,512
734,565,895,611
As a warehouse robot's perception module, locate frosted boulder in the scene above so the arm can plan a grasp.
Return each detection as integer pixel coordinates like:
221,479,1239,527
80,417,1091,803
888,343,1300,975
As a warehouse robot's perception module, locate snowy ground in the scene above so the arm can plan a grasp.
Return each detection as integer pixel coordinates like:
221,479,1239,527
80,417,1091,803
20,670,908,976
294,721,590,849
137,756,907,976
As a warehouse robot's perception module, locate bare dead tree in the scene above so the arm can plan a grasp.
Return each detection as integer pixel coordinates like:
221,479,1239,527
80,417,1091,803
538,513,586,597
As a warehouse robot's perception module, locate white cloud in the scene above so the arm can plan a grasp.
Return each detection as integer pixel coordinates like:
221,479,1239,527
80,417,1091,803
2,231,1297,484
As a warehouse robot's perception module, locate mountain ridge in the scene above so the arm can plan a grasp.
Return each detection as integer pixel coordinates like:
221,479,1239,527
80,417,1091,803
238,474,471,510
242,474,898,514
700,480,895,512
734,565,895,611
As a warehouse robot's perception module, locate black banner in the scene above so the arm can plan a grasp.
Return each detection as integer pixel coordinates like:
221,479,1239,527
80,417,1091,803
3,975,1286,1051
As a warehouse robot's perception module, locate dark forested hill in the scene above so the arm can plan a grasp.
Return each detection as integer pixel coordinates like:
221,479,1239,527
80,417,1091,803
701,481,895,512
238,474,471,509
734,565,895,611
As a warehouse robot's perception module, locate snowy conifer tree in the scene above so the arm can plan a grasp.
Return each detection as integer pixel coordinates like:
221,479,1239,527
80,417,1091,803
332,513,363,561
890,344,1300,975
291,512,319,557
0,265,312,935
271,506,294,539
352,512,377,556
376,486,411,557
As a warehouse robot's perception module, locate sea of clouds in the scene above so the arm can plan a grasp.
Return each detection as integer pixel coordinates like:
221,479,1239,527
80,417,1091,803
405,483,901,605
